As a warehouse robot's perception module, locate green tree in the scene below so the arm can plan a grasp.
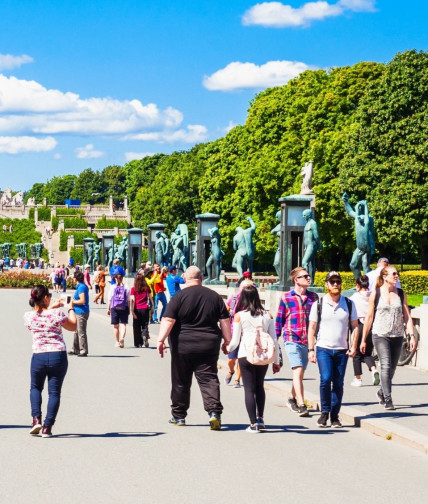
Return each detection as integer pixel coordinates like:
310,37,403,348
44,175,76,205
70,168,104,204
24,183,46,204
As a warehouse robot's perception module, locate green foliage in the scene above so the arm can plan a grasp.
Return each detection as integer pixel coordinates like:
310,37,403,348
29,207,51,222
69,247,83,265
43,175,77,205
56,208,85,217
52,216,88,231
70,168,105,204
24,183,46,204
60,231,99,251
0,218,46,259
95,217,129,229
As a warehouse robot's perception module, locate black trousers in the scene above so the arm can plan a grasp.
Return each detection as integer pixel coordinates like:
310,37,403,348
238,357,268,424
132,308,150,347
170,352,223,419
353,321,376,376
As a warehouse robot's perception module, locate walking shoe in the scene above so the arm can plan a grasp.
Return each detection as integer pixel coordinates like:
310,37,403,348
224,371,234,385
169,416,186,426
233,380,241,388
144,338,149,348
115,342,120,347
29,416,42,435
41,425,52,438
351,377,363,387
317,412,329,428
331,419,343,428
372,370,380,386
119,339,124,348
246,423,260,433
67,351,77,356
287,397,299,413
298,404,309,417
384,399,395,411
77,353,87,357
209,412,221,431
376,388,385,405
257,417,266,430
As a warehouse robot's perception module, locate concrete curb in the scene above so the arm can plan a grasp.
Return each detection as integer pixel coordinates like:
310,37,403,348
218,358,428,455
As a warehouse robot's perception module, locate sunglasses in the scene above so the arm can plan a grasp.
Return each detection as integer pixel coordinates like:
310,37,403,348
328,280,342,285
296,274,311,280
391,272,399,276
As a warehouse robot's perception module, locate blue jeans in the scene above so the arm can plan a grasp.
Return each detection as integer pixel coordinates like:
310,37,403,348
30,352,68,426
316,347,348,421
154,292,168,322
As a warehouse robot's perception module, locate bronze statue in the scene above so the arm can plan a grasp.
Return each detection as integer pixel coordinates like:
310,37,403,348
232,216,256,276
302,209,321,283
342,192,375,278
171,224,188,272
271,210,281,277
205,226,224,283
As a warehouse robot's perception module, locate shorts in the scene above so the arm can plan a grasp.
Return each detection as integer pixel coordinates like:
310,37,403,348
285,341,308,370
228,347,239,360
111,307,129,325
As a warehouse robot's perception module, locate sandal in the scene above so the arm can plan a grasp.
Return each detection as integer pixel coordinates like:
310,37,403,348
224,371,234,385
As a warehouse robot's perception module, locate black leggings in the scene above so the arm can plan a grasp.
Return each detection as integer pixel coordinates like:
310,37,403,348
353,321,376,376
238,357,268,424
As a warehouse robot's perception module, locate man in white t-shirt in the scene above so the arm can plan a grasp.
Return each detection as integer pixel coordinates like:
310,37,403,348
366,257,402,291
307,271,358,428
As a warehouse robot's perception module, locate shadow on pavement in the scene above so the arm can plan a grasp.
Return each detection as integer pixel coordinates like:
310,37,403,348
56,431,165,438
0,425,30,430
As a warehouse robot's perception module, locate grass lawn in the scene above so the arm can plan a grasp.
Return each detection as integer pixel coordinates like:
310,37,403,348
407,294,425,307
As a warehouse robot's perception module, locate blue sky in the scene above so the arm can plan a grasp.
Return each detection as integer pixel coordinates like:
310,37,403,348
0,0,427,191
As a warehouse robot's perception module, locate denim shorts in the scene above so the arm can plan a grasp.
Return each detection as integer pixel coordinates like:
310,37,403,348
111,307,129,325
285,341,309,370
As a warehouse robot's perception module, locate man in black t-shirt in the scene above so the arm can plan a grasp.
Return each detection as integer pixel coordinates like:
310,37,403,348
157,266,231,430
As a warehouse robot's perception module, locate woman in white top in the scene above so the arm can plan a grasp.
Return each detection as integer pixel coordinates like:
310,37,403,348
350,275,379,387
361,266,415,410
227,285,281,432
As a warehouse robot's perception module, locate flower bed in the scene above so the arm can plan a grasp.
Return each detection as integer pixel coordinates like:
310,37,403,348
0,271,74,289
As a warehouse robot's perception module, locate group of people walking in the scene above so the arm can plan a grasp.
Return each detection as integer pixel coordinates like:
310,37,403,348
24,256,415,436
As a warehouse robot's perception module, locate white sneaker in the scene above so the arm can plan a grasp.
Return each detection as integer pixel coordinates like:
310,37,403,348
372,370,380,386
115,342,120,347
351,377,363,387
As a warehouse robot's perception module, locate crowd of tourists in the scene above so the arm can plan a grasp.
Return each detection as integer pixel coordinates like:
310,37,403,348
24,256,415,437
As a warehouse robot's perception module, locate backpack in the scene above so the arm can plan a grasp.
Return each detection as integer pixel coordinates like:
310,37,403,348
244,315,277,366
111,285,128,310
315,296,353,347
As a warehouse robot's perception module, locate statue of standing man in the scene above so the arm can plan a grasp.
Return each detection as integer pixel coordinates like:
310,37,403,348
342,192,375,278
270,210,281,278
205,226,224,283
232,216,256,277
302,209,322,283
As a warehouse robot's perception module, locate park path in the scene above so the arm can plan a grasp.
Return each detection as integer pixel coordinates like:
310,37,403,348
1,288,427,504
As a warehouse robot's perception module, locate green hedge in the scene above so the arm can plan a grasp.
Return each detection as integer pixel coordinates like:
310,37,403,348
69,247,83,265
95,217,129,229
56,208,85,217
59,231,99,251
313,271,428,294
52,216,87,231
29,207,51,221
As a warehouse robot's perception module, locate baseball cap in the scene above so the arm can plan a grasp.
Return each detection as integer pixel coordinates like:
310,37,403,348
169,265,177,272
377,257,389,264
84,264,90,269
325,271,342,282
243,271,251,278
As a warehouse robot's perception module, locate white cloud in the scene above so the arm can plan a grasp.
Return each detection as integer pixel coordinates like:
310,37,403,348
0,136,57,154
203,60,313,91
0,74,183,135
242,1,376,28
75,144,105,159
53,153,61,160
0,53,34,71
128,124,208,144
124,152,156,162
224,121,239,133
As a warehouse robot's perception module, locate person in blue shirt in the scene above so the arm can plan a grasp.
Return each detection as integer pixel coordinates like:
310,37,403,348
70,270,90,357
109,259,126,286
166,265,185,298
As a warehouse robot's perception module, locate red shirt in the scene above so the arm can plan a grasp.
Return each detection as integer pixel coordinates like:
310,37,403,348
153,273,167,294
131,287,150,309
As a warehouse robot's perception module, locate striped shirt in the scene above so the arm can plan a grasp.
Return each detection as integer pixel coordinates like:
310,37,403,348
275,289,319,345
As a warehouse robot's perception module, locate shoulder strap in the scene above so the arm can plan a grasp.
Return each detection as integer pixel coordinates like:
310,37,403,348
345,297,352,335
397,287,405,315
315,297,323,339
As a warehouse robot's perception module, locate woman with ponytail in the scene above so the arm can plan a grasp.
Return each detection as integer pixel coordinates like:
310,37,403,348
24,285,77,437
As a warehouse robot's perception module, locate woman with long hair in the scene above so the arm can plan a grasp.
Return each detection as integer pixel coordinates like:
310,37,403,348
130,274,153,348
24,285,77,437
361,266,416,410
227,285,281,432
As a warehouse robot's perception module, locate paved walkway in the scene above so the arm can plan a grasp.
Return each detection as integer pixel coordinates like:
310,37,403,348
2,288,428,503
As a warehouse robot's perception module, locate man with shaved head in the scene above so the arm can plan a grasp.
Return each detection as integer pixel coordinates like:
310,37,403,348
157,266,231,430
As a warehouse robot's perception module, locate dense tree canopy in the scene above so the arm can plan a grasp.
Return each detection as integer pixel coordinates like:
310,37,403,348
22,50,428,268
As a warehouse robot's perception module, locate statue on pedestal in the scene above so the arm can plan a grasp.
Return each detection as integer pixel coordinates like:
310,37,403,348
271,210,281,278
92,242,101,271
342,192,375,278
300,161,314,195
204,227,224,283
232,216,256,276
171,224,188,271
161,232,171,265
302,209,322,283
116,236,128,268
35,243,44,258
155,231,169,266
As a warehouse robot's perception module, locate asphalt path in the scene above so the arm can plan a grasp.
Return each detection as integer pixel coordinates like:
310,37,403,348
1,288,427,503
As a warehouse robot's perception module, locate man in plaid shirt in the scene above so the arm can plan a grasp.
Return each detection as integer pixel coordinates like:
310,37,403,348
275,267,319,416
